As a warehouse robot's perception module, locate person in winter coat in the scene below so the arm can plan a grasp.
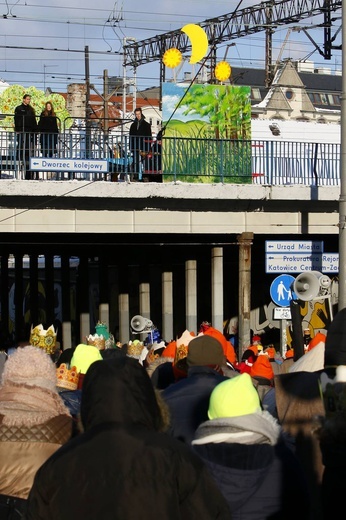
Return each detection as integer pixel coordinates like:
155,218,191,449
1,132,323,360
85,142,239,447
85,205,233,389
38,101,59,157
14,93,38,179
161,335,230,444
26,356,232,520
192,372,310,520
0,346,72,519
265,309,346,520
129,107,152,180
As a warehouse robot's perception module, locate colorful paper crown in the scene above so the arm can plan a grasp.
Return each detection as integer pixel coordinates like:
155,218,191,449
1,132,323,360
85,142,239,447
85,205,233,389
56,364,80,391
86,334,106,350
127,340,144,358
30,324,57,355
86,322,115,350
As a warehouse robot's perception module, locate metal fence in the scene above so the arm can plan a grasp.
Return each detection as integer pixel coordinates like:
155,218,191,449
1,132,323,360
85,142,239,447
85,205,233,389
0,128,341,185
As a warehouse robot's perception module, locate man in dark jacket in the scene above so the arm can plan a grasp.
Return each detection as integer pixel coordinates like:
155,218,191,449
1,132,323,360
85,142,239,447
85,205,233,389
26,356,231,520
129,107,152,181
14,94,38,180
162,335,230,444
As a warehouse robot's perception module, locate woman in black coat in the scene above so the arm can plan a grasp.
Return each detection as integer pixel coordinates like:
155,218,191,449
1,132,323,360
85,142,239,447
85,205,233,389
38,101,59,157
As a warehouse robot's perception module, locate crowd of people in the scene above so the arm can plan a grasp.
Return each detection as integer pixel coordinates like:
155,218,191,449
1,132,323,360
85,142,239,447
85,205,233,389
0,312,346,519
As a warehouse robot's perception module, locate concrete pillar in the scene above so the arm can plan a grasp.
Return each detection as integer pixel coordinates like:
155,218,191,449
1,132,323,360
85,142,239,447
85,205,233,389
212,247,223,332
186,260,197,333
238,232,254,358
139,282,151,342
162,271,173,342
99,303,109,326
80,312,90,344
62,321,72,350
119,293,129,344
139,282,150,319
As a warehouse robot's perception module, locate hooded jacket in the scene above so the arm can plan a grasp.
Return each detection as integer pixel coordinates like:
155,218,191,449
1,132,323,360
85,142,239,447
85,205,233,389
192,374,310,520
26,357,231,520
0,346,72,500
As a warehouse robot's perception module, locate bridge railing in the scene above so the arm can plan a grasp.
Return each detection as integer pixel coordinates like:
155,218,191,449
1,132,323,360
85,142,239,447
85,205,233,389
0,128,341,185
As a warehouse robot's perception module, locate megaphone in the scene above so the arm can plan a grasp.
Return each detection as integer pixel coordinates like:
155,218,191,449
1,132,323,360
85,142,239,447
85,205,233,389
130,315,153,333
293,271,331,301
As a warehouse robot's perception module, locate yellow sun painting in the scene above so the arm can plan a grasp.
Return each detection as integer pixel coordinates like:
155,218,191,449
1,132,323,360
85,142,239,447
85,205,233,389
215,61,232,82
163,48,183,68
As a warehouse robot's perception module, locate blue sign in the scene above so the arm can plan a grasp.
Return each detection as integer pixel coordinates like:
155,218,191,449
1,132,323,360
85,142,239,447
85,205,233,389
270,274,297,307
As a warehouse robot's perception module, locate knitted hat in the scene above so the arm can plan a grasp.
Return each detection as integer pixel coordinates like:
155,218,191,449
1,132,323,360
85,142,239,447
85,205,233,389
187,335,225,367
250,355,274,380
1,345,58,392
324,308,346,367
70,343,103,375
208,373,261,419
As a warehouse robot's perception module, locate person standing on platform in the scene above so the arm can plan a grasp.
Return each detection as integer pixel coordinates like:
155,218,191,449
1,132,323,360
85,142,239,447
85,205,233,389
129,107,152,181
38,101,59,158
14,94,38,180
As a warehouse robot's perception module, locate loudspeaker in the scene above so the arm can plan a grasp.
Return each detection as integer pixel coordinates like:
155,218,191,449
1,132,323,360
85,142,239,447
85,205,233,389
293,271,331,301
130,315,153,333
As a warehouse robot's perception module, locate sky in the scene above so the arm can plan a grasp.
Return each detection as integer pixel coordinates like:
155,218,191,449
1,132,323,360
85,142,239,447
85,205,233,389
0,0,342,95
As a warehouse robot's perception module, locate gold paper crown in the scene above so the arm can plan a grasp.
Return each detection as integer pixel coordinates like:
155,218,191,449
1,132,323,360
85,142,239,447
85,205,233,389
56,364,80,391
30,324,57,355
127,340,144,358
86,334,106,350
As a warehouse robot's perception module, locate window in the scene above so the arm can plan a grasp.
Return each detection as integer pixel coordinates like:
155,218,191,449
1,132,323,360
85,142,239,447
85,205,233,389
308,93,322,104
285,89,294,100
320,93,328,105
327,94,341,106
251,88,261,101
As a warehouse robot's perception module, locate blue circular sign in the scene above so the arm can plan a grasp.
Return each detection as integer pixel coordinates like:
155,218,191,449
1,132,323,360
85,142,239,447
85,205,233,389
270,274,297,307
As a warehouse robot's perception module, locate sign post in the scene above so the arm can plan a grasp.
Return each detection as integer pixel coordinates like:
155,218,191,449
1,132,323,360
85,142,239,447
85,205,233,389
270,274,297,355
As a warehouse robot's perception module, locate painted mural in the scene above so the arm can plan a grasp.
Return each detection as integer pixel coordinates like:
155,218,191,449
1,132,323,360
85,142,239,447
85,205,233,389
161,82,252,184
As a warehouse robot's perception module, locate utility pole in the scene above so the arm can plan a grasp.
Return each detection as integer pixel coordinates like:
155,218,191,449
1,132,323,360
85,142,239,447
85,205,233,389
339,5,346,311
122,37,136,119
85,46,92,157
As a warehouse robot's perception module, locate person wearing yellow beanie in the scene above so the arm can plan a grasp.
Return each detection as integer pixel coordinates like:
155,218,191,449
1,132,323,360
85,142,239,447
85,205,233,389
208,373,261,419
192,373,310,519
70,344,103,389
70,344,103,375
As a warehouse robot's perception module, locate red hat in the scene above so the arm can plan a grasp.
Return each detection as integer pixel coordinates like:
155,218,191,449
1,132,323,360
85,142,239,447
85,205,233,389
250,356,274,380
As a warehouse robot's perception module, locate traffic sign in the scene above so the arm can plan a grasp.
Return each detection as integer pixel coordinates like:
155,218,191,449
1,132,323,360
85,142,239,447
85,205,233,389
265,240,324,253
270,274,297,307
273,307,292,320
30,157,108,173
266,253,339,274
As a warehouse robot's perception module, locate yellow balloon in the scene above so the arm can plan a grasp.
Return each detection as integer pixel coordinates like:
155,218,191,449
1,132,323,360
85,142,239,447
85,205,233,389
215,61,232,82
181,24,209,64
163,48,183,68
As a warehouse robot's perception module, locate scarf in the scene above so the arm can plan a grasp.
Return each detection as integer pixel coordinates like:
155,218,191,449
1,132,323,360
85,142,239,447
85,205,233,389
192,411,281,446
0,381,71,427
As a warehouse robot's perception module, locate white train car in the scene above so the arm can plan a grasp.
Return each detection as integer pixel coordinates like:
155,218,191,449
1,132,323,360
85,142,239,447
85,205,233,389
250,119,340,185
251,118,340,144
